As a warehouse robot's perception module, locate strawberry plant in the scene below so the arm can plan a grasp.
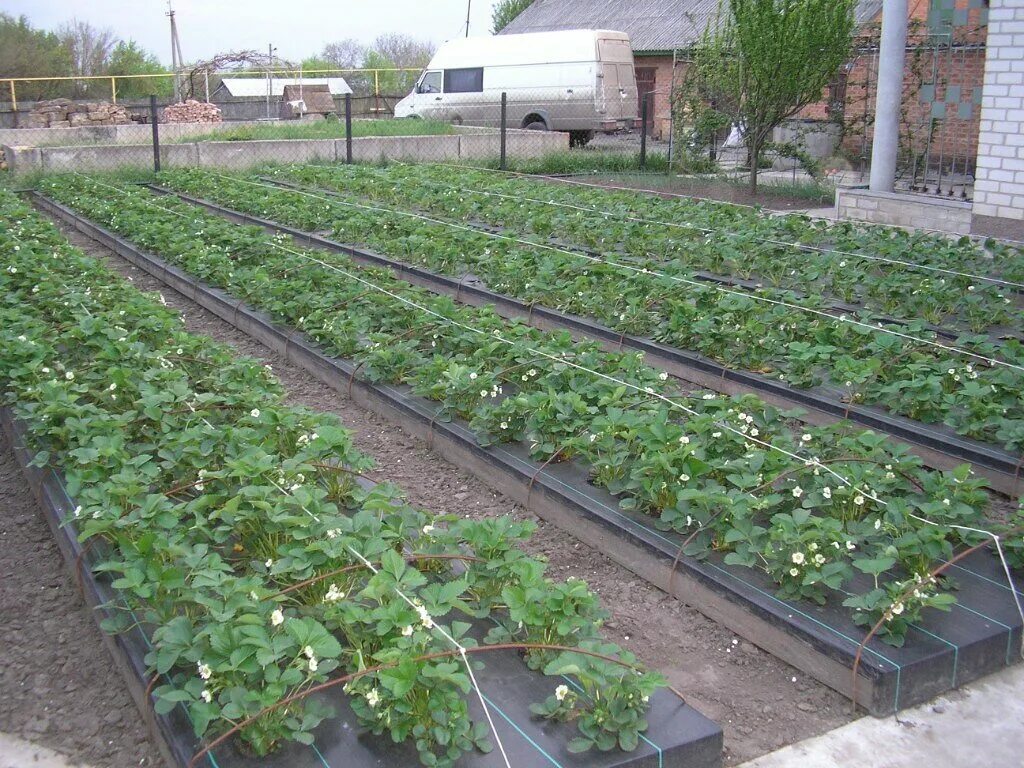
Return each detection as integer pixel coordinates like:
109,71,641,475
34,177,1014,650
1,189,669,764
155,168,1024,454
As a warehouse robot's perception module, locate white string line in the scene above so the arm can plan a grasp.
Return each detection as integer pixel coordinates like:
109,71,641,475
907,513,1024,653
185,384,514,765
61,177,1022,649
262,238,890,507
262,233,1024,635
343,547,513,768
382,160,1024,292
417,160,1024,262
63,173,513,764
222,172,1024,374
68,174,887,503
337,164,1024,345
409,172,1024,289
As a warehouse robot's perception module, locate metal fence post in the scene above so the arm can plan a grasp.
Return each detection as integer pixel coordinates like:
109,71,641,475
150,95,161,173
345,93,353,164
639,92,649,170
499,92,507,171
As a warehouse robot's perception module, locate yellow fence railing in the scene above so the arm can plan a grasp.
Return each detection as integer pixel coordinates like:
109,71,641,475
1,68,423,111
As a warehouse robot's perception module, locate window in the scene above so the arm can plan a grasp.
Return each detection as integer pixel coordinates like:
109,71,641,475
443,68,484,94
418,71,442,94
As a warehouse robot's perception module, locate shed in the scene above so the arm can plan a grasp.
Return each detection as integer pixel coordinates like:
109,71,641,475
212,77,353,100
279,83,337,119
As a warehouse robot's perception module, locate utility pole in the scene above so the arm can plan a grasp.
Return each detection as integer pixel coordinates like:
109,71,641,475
869,0,909,192
266,43,276,119
165,1,184,102
465,0,472,37
167,1,184,102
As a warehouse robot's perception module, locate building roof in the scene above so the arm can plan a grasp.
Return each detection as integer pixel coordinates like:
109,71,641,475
499,0,884,54
215,77,352,98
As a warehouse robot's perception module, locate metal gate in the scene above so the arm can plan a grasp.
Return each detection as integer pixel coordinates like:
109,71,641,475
840,0,988,200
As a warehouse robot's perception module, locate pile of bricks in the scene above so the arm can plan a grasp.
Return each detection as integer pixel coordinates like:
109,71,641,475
163,99,223,123
24,99,133,128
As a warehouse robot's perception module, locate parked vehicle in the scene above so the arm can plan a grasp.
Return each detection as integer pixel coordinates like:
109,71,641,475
393,29,638,147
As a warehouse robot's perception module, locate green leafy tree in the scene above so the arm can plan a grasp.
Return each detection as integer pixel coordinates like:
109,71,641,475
690,0,856,193
107,40,173,100
491,0,535,33
0,13,72,100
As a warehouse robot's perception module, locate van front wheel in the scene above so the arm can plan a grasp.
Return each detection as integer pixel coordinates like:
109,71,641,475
569,130,594,148
524,120,547,131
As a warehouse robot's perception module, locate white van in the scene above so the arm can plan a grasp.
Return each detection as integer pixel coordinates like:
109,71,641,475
393,29,638,147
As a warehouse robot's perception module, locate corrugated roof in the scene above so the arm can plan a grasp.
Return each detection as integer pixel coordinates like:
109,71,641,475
500,0,884,53
216,77,352,97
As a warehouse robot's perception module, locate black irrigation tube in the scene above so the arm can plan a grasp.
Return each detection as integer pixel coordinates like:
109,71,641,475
35,190,1024,717
146,183,1024,498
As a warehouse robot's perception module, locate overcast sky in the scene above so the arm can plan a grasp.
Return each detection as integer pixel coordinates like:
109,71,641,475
4,0,503,65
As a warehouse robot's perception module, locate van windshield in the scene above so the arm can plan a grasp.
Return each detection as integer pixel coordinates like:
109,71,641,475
418,71,442,94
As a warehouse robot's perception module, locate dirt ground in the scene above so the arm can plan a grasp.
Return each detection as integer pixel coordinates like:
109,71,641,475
0,431,163,768
0,221,855,767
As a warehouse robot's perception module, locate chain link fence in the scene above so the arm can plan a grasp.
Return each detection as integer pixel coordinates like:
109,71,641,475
1,86,661,178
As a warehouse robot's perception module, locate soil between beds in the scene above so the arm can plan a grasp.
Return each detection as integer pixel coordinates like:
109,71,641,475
0,429,164,768
30,221,853,765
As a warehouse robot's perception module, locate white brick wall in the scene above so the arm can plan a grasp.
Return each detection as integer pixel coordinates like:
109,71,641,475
974,0,1024,220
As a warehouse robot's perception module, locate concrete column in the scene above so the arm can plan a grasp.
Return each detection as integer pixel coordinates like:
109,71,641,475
869,0,909,192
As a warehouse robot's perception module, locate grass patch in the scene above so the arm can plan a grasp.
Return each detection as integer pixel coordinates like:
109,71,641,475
491,150,671,175
177,118,453,143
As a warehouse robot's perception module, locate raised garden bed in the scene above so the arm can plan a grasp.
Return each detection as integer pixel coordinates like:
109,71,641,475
2,408,719,768
147,183,1023,497
1,191,724,768
34,190,1024,716
151,167,1024,470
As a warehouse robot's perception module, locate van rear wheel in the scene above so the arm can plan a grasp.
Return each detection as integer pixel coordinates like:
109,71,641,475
569,130,594,148
524,120,547,131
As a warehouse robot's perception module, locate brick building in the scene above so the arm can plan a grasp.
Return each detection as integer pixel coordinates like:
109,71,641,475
833,0,989,179
973,0,1024,221
500,0,888,140
500,0,989,179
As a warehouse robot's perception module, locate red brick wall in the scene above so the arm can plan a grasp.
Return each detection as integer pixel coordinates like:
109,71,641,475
634,54,686,140
800,0,989,170
650,0,988,163
838,40,987,171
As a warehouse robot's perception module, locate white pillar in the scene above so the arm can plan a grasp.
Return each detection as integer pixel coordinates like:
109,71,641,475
869,0,909,192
